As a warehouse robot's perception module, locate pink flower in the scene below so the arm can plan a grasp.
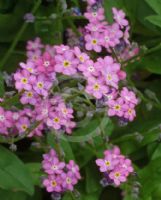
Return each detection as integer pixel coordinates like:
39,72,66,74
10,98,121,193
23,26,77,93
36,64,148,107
84,8,105,23
34,99,53,121
74,47,89,63
85,21,107,33
124,26,130,44
14,70,35,91
43,149,57,161
120,158,134,176
54,45,70,54
43,157,65,175
97,56,121,89
26,37,43,51
55,50,78,75
20,61,36,74
42,149,81,193
16,117,30,134
55,103,74,119
85,32,102,52
33,74,52,97
107,97,126,117
96,157,114,172
46,112,65,130
101,28,117,49
0,107,13,128
43,175,62,192
61,172,77,191
20,91,39,105
66,160,81,180
27,50,41,62
28,123,44,137
96,147,133,187
109,168,127,186
78,59,99,78
120,87,138,105
65,120,76,134
109,23,123,45
123,104,136,121
36,52,55,73
112,8,128,28
87,0,96,5
85,77,109,99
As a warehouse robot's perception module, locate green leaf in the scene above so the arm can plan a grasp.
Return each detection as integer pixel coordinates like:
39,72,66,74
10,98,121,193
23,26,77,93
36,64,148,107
26,163,42,186
145,0,161,15
47,132,75,161
0,0,34,42
139,157,161,198
85,163,102,194
0,145,34,195
0,72,5,97
151,143,161,160
127,49,161,74
146,15,161,28
0,189,27,200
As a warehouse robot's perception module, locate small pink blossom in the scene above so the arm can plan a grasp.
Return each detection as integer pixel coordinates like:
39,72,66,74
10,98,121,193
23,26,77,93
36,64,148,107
55,50,78,75
85,32,102,52
85,77,109,99
112,8,128,28
84,8,105,23
36,52,55,73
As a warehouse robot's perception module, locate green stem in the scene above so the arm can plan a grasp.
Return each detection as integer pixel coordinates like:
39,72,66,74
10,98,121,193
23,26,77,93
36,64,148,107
0,0,41,70
123,43,161,65
110,48,121,63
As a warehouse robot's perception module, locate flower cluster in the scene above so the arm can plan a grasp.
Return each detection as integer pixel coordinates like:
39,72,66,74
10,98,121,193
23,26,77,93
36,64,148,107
0,0,139,138
42,149,81,194
106,87,138,121
0,106,42,136
96,146,134,186
84,1,129,53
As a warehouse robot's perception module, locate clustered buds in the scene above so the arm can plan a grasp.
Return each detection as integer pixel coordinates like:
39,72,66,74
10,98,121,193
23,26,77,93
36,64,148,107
42,149,81,194
96,146,134,186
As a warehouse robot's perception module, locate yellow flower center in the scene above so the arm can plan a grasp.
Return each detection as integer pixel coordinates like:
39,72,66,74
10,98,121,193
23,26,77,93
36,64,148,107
21,124,27,131
53,117,60,123
79,56,84,62
93,83,100,91
105,161,111,166
37,82,44,88
21,78,28,84
51,180,57,187
66,177,71,184
107,74,112,81
92,39,97,45
63,60,71,67
27,67,33,73
114,104,121,111
114,172,120,178
128,109,132,115
27,92,33,98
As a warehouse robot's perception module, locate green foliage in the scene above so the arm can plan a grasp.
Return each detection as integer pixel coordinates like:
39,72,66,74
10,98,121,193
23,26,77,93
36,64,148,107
139,157,161,198
1,0,161,199
0,145,34,195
